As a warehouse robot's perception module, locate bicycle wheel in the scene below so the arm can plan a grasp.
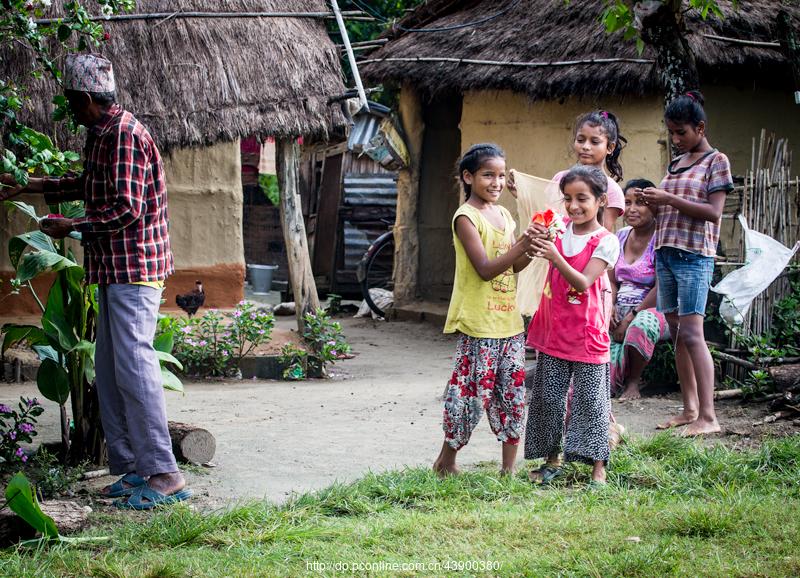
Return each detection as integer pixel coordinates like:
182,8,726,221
357,232,394,317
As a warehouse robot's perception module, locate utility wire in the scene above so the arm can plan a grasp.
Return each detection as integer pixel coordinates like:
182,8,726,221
350,0,523,33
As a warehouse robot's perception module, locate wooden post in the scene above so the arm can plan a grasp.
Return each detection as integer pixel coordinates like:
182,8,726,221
276,137,320,329
392,85,425,305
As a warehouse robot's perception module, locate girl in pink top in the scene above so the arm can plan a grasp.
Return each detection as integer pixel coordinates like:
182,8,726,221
524,165,620,486
508,111,625,232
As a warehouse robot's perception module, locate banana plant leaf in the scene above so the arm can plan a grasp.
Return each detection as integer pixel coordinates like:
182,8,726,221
16,251,79,284
5,473,59,540
37,358,70,405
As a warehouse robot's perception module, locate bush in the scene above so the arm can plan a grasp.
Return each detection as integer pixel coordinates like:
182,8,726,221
168,301,275,378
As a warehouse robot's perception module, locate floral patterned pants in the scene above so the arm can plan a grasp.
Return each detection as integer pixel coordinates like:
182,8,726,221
442,333,526,450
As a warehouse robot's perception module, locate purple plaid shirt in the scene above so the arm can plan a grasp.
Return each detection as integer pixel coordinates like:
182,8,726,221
655,150,733,257
44,104,174,284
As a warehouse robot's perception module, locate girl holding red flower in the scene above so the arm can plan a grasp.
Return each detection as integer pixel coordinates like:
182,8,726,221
524,165,620,487
433,143,543,477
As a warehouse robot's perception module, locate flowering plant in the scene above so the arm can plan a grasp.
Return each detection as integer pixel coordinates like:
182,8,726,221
302,308,352,365
169,301,275,378
531,209,567,239
0,397,43,467
278,343,309,380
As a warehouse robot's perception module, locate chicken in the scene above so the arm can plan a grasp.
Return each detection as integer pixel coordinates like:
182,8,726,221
176,281,205,317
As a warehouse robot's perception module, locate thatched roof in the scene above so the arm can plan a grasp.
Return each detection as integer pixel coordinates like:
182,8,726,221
361,0,797,100
2,0,348,151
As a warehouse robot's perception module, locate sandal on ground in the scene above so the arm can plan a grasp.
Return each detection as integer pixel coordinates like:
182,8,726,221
114,485,193,510
528,465,563,485
102,472,147,498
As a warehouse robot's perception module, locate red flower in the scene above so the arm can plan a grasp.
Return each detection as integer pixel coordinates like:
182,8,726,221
531,209,556,226
103,32,111,41
511,369,526,387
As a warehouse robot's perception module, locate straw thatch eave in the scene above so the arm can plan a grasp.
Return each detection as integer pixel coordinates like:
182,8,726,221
1,0,348,152
361,0,797,101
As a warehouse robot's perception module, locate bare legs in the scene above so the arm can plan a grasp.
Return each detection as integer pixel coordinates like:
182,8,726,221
657,313,720,435
433,441,519,477
618,347,647,401
432,442,460,476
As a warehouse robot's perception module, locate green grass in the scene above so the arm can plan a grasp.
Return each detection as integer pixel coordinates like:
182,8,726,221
2,434,800,577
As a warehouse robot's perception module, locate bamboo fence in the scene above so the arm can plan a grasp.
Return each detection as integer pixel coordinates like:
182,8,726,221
720,130,799,381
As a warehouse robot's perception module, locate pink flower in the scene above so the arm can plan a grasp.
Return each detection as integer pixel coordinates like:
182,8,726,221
233,310,242,318
180,326,192,334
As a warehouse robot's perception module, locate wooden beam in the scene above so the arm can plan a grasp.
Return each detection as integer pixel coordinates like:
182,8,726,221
392,85,425,305
276,138,320,329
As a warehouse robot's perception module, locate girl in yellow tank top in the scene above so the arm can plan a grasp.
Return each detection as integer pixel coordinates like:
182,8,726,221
433,143,544,477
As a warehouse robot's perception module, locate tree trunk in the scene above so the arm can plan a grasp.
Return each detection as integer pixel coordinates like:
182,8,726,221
276,137,320,330
634,1,700,105
168,421,216,465
777,10,800,105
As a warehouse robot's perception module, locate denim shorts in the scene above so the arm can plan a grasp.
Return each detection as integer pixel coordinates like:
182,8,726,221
655,247,715,316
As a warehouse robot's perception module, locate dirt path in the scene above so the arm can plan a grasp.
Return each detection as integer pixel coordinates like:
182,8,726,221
2,316,798,507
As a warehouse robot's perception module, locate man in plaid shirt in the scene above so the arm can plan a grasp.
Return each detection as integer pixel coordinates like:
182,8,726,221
1,55,190,509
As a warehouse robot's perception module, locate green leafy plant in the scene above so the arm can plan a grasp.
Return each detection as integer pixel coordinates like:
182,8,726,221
0,397,43,468
642,341,678,389
302,308,352,368
168,301,275,378
742,369,773,398
4,472,59,541
278,343,309,380
326,293,343,316
258,173,280,206
28,447,85,500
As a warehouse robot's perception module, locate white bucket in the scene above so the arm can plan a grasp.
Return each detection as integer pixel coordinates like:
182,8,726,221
247,264,277,294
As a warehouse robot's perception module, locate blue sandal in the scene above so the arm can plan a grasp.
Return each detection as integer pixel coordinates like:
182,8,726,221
529,465,563,485
103,473,147,498
115,485,193,510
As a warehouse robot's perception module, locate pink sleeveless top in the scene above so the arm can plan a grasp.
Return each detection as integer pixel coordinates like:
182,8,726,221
526,230,612,364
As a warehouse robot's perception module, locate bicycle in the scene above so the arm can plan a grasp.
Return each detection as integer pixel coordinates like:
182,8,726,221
356,228,395,317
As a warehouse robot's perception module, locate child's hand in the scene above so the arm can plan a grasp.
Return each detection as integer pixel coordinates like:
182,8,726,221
527,222,549,240
639,187,673,207
530,237,558,261
507,169,518,198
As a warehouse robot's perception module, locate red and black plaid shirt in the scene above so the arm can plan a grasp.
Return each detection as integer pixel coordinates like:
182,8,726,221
44,104,174,284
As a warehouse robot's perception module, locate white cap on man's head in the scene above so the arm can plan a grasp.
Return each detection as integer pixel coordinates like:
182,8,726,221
64,54,116,93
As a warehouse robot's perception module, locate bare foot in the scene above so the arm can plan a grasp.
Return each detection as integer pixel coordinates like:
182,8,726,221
499,467,516,477
655,413,698,430
591,469,607,484
682,418,721,437
147,471,186,496
432,462,460,477
618,381,642,401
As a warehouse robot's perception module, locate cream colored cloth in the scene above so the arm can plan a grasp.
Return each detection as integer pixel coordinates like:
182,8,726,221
512,170,563,317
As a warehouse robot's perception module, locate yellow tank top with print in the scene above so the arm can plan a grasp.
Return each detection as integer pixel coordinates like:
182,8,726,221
444,203,524,338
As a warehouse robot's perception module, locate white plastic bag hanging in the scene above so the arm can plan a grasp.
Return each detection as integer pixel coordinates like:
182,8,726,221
711,214,800,326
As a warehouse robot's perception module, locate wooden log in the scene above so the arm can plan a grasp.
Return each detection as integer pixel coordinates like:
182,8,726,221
711,350,758,371
276,137,320,330
0,501,90,546
714,388,743,400
168,421,216,465
768,364,800,390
